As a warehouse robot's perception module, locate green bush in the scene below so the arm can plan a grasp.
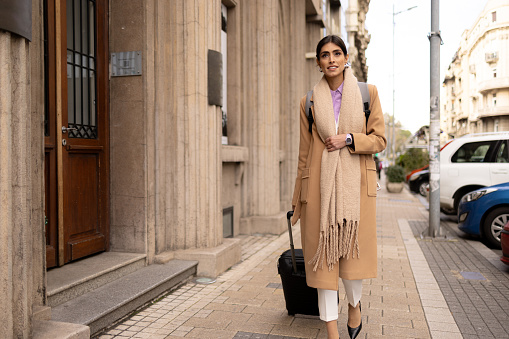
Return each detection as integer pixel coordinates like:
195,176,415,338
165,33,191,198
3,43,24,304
386,165,405,183
397,148,429,175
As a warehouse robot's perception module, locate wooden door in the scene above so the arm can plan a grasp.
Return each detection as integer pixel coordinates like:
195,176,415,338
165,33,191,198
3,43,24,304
45,0,109,267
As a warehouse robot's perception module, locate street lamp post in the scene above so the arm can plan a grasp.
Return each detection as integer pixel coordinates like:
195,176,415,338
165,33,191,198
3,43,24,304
392,4,417,165
428,0,441,237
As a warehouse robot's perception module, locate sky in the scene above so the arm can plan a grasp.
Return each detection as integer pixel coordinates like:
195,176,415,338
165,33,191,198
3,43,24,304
364,0,489,134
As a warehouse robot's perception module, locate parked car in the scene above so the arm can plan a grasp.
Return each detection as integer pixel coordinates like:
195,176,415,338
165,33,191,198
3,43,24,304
501,221,509,266
406,165,429,182
408,167,429,196
441,132,509,214
457,182,509,248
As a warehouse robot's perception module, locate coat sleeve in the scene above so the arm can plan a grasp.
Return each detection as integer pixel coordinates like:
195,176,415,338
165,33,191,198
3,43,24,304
291,96,311,221
349,84,387,155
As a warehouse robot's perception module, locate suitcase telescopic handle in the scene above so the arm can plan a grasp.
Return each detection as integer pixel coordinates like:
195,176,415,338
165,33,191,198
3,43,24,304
287,211,297,274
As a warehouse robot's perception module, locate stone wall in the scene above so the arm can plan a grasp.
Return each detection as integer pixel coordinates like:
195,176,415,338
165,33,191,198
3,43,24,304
0,23,45,339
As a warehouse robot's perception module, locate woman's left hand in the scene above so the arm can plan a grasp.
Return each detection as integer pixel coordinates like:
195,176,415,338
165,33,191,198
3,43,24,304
324,134,347,152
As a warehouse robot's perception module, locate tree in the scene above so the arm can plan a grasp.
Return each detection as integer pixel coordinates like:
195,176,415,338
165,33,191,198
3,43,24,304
383,113,413,162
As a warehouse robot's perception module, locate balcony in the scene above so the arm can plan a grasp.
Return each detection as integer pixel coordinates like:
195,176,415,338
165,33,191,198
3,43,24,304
485,52,498,63
478,76,509,93
477,106,509,119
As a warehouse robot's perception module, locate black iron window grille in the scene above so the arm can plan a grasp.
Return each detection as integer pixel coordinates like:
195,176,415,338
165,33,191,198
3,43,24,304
66,0,97,139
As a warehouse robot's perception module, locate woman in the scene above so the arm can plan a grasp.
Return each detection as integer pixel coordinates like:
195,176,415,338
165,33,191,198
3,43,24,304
291,35,386,339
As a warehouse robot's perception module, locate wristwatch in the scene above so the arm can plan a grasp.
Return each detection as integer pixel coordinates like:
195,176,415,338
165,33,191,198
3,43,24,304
345,133,353,146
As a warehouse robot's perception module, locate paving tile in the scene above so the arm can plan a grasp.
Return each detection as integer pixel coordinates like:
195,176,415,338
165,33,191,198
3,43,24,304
185,327,237,338
269,324,319,338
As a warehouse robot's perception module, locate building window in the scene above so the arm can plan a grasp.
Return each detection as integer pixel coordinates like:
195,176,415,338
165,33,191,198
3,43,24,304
493,93,497,107
495,119,499,132
221,4,228,145
492,11,496,22
493,68,497,78
223,206,233,238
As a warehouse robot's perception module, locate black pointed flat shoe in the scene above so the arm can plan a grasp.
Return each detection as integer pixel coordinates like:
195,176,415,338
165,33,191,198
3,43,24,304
347,302,362,339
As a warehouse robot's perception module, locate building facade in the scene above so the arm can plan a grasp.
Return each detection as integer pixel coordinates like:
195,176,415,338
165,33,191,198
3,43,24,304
0,0,371,337
442,0,509,140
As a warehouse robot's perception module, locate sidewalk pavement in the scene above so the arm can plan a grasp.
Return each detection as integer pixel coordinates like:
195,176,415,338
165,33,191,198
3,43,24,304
94,174,509,339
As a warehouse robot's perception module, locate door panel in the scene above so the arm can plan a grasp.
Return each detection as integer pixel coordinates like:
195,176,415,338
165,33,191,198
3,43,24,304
61,0,109,263
491,140,509,183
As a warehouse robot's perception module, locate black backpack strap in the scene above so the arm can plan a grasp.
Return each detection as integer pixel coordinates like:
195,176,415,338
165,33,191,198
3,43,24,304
305,90,314,134
357,82,371,128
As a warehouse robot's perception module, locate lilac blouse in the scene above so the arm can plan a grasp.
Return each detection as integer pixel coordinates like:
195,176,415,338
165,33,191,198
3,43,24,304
330,81,344,131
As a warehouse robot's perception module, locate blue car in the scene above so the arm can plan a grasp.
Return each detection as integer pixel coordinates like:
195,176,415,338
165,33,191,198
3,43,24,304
457,182,509,248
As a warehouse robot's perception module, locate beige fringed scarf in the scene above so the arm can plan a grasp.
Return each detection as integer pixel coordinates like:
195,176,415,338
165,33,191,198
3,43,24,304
309,67,364,271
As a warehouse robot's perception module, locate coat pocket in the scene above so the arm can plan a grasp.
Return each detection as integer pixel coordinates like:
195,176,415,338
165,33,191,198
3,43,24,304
366,159,377,197
300,168,310,203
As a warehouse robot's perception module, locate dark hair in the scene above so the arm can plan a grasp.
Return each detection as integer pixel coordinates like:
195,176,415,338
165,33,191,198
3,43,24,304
316,35,347,59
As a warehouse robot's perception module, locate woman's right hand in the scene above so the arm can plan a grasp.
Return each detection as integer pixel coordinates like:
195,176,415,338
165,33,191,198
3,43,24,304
324,134,347,152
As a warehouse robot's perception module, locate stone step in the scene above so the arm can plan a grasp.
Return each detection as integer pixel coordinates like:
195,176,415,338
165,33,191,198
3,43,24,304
47,252,148,307
51,259,197,335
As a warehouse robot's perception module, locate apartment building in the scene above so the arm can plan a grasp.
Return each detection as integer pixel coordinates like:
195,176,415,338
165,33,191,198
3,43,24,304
442,0,509,140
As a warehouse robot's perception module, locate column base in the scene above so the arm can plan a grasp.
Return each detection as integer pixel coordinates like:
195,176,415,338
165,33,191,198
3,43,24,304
155,238,242,278
240,211,287,235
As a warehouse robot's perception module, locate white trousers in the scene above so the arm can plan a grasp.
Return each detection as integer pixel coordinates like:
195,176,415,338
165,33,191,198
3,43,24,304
317,279,362,322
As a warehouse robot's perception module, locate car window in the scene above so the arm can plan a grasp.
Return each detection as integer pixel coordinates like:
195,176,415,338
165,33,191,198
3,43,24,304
451,141,496,163
495,141,509,163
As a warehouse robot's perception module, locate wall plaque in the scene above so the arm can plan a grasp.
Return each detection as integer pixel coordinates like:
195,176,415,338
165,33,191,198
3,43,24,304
111,51,142,77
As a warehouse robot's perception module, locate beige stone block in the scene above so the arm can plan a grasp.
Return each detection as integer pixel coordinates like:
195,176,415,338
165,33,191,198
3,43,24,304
270,324,320,338
247,313,293,326
291,317,326,330
32,320,90,339
241,306,286,316
185,327,237,339
173,238,241,277
240,212,287,235
382,325,431,338
430,330,463,339
226,320,274,334
33,306,51,321
222,145,249,162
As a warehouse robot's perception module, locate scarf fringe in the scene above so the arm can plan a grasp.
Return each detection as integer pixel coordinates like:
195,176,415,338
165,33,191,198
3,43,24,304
309,219,360,272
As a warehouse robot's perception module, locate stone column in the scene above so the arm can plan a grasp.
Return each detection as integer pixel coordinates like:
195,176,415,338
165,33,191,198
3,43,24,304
239,0,286,235
0,31,33,339
279,0,308,212
156,0,223,251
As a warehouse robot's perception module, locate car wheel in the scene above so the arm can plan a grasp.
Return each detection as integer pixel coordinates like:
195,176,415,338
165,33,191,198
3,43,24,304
482,207,509,248
418,181,428,197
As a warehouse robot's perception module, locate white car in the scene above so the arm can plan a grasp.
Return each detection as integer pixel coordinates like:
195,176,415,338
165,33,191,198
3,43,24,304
440,132,509,214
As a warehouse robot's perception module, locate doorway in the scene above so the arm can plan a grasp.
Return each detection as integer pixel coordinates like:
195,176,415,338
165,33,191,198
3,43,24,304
44,0,109,267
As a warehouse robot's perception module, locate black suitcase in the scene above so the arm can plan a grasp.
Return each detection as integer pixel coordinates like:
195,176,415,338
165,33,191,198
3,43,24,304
277,211,320,316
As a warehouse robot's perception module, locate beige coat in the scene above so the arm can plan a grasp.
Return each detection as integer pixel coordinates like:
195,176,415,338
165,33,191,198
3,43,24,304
291,84,386,290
